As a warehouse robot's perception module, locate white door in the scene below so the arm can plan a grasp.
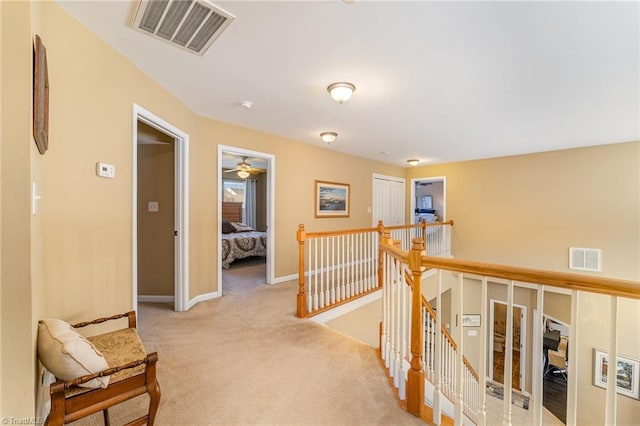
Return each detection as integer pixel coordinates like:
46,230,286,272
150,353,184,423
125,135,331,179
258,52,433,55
372,174,405,226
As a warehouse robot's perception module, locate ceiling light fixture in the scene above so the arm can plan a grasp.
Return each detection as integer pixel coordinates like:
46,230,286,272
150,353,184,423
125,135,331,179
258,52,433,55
237,170,250,179
327,82,356,104
320,132,338,144
407,159,420,167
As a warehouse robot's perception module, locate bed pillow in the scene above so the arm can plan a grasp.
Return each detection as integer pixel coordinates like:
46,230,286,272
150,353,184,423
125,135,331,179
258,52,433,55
222,220,236,234
231,222,254,232
37,319,110,389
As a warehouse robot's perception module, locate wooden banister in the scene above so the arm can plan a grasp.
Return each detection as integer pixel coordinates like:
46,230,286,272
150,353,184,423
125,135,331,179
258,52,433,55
297,224,306,318
419,256,640,299
406,238,425,417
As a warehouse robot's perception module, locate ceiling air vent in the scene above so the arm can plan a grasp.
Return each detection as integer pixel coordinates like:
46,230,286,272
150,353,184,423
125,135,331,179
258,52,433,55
132,0,235,55
569,247,602,272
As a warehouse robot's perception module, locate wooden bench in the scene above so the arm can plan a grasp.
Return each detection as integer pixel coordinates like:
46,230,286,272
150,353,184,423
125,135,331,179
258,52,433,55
41,311,160,426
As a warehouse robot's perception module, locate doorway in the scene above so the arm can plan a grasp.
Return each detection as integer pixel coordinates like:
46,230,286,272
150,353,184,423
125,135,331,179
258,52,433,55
489,299,527,391
410,176,446,224
217,145,275,296
133,104,189,312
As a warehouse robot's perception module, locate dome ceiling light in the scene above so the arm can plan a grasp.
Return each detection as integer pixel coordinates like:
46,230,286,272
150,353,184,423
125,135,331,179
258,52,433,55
327,82,356,104
320,132,338,144
407,159,420,167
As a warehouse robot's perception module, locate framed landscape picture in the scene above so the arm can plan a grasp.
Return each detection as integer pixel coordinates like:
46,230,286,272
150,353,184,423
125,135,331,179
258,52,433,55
315,180,350,218
593,348,640,400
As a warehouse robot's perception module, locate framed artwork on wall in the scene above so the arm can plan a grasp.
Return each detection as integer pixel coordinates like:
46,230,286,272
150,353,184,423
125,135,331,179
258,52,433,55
593,348,640,400
315,180,350,218
33,34,49,155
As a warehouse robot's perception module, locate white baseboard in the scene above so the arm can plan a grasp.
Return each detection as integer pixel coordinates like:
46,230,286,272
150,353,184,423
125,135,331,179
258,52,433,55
270,273,298,285
187,291,220,310
310,289,382,324
138,295,175,303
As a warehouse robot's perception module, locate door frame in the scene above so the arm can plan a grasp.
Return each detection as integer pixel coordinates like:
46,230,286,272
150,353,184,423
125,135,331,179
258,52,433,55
410,176,447,223
133,104,190,312
489,299,527,391
218,145,275,294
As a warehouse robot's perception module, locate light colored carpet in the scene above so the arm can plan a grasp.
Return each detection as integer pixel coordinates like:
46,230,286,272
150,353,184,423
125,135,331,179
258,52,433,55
71,259,423,425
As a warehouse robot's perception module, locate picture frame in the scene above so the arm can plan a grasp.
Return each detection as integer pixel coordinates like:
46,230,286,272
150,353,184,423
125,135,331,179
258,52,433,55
315,180,350,218
592,348,640,400
33,34,49,155
461,314,481,327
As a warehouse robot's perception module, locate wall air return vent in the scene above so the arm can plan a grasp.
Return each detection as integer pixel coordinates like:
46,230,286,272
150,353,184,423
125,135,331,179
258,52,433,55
569,247,602,272
132,0,235,55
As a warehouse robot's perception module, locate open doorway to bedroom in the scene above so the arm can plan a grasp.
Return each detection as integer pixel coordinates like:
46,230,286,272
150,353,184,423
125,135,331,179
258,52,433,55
218,146,275,296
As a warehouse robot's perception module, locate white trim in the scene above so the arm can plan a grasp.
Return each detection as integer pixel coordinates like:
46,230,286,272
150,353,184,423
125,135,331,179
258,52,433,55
410,175,447,222
310,289,383,324
138,295,175,303
187,291,220,310
218,145,276,296
133,104,190,313
489,299,528,393
271,273,298,284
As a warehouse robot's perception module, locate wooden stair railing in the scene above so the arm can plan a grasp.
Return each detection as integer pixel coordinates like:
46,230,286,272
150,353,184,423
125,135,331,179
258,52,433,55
379,235,640,426
296,220,454,318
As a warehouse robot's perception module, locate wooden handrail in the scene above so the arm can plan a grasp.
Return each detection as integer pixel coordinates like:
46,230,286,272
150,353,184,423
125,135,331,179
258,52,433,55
384,219,454,231
303,225,380,239
419,256,640,300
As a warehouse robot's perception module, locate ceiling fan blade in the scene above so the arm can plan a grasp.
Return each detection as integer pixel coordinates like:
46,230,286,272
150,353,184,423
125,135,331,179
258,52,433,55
224,168,239,173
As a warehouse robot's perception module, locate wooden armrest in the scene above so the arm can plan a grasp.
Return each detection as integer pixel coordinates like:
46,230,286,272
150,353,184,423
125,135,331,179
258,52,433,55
71,311,137,330
53,352,158,391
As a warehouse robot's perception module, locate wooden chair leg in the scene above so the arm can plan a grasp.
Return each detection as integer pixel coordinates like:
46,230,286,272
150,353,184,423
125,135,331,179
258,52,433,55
147,380,161,425
102,408,110,426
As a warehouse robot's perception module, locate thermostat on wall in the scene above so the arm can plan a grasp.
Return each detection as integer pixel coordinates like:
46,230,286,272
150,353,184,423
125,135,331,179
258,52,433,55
96,162,115,178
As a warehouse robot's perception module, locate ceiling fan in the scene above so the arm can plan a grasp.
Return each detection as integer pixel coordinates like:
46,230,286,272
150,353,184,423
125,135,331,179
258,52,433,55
224,156,264,177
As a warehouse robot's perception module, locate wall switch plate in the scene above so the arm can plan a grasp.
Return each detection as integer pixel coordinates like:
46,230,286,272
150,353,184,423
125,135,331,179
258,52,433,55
148,201,159,212
96,162,115,178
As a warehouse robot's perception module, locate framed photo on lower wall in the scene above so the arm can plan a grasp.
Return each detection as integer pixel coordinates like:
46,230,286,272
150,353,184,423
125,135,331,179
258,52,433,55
592,348,640,400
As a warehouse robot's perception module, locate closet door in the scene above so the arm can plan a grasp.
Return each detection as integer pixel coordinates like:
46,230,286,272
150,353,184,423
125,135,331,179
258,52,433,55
372,174,405,226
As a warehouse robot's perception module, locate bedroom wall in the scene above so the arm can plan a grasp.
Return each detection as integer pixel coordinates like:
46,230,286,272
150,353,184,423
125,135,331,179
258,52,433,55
137,140,174,297
408,141,640,423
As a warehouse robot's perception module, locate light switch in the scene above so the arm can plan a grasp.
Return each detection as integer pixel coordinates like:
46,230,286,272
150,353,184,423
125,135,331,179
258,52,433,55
148,201,159,212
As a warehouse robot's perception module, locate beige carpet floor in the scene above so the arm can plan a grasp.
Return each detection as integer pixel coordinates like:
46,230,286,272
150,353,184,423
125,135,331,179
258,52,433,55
71,259,423,426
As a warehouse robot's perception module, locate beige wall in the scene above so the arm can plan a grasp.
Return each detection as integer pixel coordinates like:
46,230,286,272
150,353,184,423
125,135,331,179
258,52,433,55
325,299,382,347
198,117,405,280
0,0,39,416
410,142,640,423
137,142,174,296
408,142,640,279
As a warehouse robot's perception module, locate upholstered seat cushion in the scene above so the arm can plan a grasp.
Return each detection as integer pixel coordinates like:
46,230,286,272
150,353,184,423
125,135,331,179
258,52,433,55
65,327,148,398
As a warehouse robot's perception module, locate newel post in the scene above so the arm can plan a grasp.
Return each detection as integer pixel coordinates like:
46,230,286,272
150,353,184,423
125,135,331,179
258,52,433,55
406,238,425,417
296,224,307,318
377,220,385,289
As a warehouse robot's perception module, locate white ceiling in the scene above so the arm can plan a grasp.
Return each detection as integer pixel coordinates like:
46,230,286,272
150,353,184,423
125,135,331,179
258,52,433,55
58,1,639,167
